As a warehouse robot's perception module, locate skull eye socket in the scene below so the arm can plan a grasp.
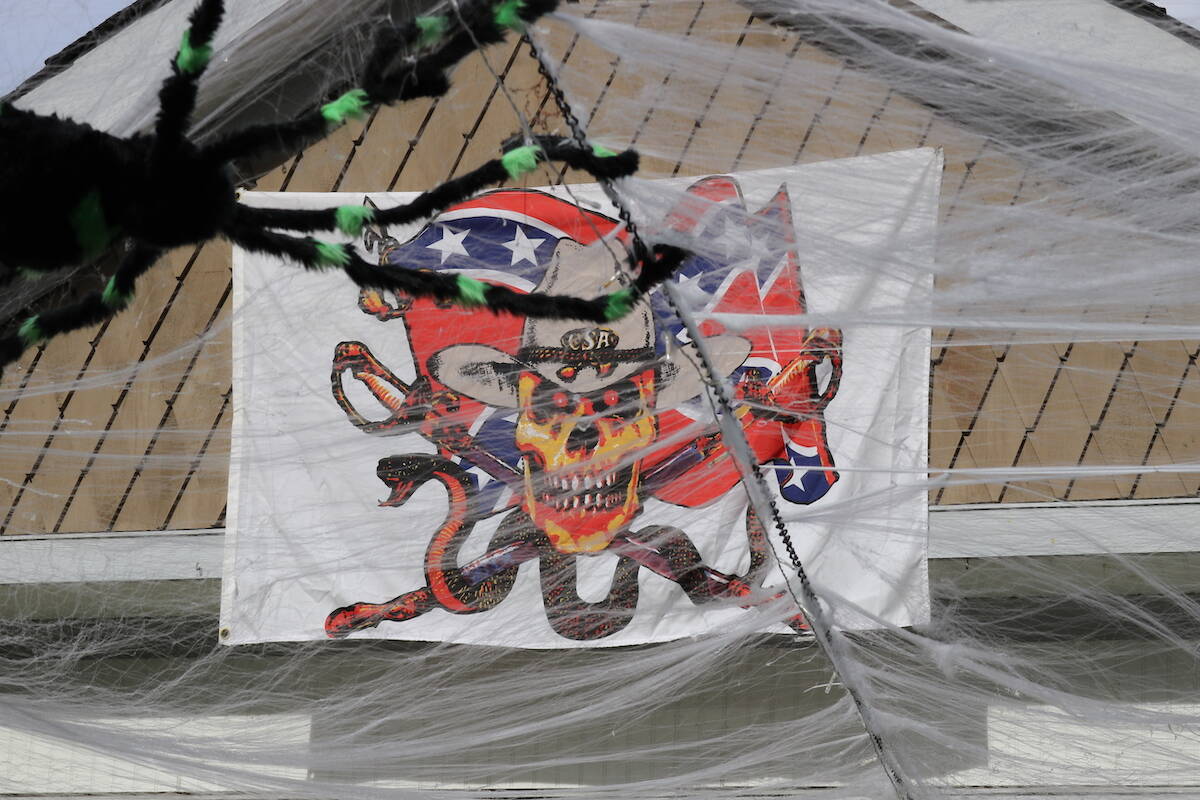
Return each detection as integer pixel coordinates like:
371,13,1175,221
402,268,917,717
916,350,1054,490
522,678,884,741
592,379,644,422
523,373,651,426
525,382,575,425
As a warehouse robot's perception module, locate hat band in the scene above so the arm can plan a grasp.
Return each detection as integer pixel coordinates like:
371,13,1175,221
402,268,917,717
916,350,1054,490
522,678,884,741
518,346,657,384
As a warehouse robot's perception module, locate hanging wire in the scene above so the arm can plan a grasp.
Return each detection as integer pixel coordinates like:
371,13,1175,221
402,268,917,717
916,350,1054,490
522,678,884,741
520,17,920,800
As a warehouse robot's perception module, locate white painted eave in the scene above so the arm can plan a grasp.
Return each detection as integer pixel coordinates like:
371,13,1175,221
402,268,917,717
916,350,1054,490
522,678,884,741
15,0,292,134
3,501,1199,585
912,0,1200,79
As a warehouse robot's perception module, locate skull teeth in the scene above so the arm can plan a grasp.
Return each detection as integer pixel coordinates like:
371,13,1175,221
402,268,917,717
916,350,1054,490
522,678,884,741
540,487,625,512
536,467,632,512
548,473,618,492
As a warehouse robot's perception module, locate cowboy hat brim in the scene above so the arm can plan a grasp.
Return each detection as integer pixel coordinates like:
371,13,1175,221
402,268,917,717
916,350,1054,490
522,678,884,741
429,335,751,409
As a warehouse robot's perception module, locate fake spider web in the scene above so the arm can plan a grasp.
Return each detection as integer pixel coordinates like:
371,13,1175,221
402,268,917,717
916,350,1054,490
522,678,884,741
3,0,1200,799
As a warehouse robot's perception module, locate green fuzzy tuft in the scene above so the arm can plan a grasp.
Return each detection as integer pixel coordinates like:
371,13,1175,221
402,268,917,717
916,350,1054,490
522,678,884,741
70,190,119,260
17,267,41,281
501,145,543,180
456,274,490,307
101,277,133,310
314,241,352,268
18,316,45,347
415,15,449,47
493,0,526,30
176,30,213,75
591,143,618,158
603,288,637,321
336,205,375,236
322,89,370,128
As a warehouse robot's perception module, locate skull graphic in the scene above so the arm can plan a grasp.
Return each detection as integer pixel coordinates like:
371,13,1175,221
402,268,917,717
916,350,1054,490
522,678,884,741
324,185,830,642
515,366,656,552
429,239,750,554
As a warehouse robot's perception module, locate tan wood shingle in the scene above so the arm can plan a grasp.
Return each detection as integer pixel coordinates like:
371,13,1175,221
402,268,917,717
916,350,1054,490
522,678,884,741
6,0,1199,535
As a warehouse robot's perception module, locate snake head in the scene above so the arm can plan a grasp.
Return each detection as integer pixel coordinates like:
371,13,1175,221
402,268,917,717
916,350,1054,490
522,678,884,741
376,455,437,507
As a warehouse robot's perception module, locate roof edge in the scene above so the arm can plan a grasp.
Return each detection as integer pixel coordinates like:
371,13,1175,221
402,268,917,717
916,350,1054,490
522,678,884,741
2,0,172,104
1103,0,1200,49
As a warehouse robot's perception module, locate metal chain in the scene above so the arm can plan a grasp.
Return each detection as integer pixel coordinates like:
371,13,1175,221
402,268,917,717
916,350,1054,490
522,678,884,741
659,280,917,800
524,25,811,616
524,23,915,800
524,35,650,267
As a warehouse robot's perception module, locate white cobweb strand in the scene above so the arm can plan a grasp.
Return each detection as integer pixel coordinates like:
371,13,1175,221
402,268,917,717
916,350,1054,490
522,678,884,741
4,0,1200,798
658,271,915,798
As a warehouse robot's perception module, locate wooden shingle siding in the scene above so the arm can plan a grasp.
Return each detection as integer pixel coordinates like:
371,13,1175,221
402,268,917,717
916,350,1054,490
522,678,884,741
3,0,1196,535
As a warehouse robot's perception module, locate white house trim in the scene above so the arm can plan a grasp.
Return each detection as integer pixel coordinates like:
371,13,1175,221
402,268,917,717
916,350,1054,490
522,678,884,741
913,0,1200,79
3,500,1198,585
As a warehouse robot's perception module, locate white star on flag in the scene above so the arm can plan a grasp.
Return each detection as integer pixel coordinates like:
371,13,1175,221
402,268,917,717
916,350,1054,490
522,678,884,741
500,226,546,266
673,271,710,308
746,227,785,271
426,226,471,264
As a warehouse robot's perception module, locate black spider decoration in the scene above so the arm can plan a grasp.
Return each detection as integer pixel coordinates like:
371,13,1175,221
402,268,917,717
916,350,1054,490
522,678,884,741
0,0,688,371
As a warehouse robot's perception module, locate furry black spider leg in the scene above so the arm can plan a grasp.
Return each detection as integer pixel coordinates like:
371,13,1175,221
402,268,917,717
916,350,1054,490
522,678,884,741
0,0,677,375
0,244,162,368
222,217,687,326
204,0,560,166
233,138,639,239
0,0,230,279
357,0,560,110
153,0,224,149
0,0,561,280
0,0,230,374
224,218,608,322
